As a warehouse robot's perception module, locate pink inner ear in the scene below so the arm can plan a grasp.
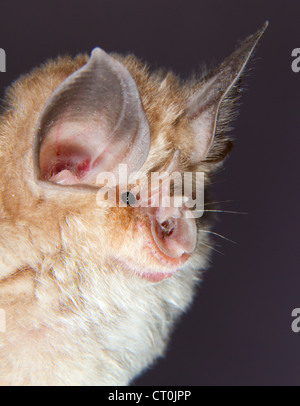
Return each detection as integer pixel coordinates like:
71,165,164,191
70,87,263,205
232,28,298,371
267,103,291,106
39,120,119,185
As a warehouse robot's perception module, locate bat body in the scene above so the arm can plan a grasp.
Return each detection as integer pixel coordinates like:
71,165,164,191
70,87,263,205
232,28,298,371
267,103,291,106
0,24,267,385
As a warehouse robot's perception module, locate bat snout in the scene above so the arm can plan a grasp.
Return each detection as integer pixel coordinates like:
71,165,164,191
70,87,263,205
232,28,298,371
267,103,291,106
148,205,197,260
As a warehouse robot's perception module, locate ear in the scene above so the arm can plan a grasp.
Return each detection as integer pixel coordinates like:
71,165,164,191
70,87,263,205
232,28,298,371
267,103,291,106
185,22,268,165
33,47,150,187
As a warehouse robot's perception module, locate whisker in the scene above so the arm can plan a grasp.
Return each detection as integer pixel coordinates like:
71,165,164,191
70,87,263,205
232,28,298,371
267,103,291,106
203,200,234,206
198,229,236,244
203,209,248,215
199,241,225,255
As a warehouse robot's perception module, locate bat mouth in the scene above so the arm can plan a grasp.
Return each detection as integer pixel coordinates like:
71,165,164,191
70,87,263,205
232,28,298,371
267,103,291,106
113,256,188,282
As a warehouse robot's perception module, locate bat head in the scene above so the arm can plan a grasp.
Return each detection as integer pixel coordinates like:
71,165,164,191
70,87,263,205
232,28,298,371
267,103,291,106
0,23,268,283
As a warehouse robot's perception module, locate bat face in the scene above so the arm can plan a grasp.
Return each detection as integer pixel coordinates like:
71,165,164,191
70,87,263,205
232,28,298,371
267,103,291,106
0,23,267,385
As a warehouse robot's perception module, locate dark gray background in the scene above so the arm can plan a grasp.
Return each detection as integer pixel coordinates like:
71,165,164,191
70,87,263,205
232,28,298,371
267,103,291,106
0,0,299,386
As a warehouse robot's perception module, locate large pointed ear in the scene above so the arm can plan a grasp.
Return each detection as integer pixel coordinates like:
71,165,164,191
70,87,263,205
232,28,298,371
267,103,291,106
184,22,268,165
33,47,150,188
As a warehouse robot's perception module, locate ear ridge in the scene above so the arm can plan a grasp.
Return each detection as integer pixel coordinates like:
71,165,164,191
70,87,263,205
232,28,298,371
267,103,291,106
185,22,268,165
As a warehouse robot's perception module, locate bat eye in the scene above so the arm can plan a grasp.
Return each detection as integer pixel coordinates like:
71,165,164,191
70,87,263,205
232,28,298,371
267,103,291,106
121,191,136,206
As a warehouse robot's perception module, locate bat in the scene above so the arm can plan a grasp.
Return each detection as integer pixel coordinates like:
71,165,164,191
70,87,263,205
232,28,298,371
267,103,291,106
0,22,267,385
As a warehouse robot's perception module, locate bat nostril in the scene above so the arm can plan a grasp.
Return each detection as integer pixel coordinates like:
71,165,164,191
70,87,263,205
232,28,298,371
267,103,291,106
160,218,176,237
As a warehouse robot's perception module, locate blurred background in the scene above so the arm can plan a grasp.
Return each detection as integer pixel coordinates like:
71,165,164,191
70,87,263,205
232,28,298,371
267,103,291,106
0,0,299,386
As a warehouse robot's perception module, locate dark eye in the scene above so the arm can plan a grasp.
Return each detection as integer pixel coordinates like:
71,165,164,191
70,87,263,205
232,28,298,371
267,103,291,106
121,191,136,206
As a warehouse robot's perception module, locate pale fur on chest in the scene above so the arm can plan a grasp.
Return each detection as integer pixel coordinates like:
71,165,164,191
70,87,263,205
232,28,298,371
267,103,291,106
0,222,207,385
